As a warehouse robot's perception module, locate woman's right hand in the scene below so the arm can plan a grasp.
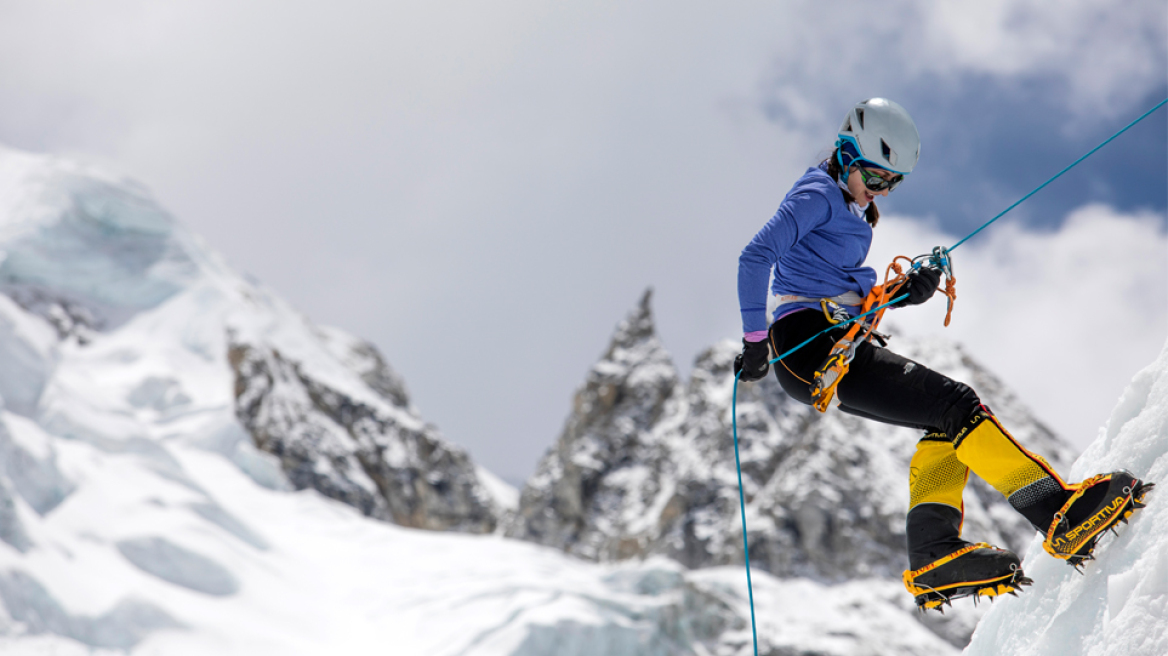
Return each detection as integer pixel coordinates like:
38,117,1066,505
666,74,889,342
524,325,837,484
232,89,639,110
734,339,771,382
894,266,942,307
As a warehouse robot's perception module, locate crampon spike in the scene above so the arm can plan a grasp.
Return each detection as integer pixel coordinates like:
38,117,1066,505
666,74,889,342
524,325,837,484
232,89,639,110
910,565,1030,612
1134,481,1155,506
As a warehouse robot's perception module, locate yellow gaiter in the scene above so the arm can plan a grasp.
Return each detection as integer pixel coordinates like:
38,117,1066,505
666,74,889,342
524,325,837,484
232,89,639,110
909,437,969,515
953,408,1069,529
906,434,971,568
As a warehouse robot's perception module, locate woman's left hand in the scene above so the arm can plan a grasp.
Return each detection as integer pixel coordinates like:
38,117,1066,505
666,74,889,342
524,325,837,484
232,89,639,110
734,339,772,382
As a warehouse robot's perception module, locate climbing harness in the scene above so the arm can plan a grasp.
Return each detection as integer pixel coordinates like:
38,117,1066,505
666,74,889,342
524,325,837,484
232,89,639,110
729,97,1167,656
810,248,957,411
768,292,860,329
811,256,909,411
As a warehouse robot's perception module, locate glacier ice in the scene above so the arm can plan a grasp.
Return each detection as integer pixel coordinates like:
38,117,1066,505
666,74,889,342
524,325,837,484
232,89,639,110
965,338,1168,656
115,537,240,597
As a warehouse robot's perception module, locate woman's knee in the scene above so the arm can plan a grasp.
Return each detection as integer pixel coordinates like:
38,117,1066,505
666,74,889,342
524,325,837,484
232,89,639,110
939,382,982,437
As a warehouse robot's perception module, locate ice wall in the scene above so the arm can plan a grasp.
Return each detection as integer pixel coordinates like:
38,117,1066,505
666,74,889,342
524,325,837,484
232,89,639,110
965,339,1168,655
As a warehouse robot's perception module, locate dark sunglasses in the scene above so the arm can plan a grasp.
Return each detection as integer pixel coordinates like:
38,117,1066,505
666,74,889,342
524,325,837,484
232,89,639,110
856,165,904,192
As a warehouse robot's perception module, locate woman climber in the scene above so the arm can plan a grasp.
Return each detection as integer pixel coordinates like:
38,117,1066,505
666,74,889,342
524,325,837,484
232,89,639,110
734,98,1153,610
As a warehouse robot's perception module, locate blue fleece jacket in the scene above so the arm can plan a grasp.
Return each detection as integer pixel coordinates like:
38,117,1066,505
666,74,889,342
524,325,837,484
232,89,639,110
738,164,877,333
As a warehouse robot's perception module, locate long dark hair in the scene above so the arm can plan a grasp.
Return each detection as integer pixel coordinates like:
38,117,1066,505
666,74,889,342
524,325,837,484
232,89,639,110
825,148,880,227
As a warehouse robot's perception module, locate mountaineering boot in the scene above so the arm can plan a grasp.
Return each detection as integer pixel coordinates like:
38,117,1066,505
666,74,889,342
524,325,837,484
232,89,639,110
903,542,1031,611
953,407,1072,531
1043,470,1155,567
953,407,1154,567
902,434,1031,611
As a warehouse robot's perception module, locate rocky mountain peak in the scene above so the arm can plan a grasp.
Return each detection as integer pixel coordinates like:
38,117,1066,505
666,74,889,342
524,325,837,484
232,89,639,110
574,287,676,429
511,301,1076,592
505,289,683,560
228,329,500,534
605,287,657,355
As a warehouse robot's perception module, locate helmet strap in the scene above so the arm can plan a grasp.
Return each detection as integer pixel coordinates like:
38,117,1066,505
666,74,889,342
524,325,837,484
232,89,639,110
834,141,852,180
834,136,865,178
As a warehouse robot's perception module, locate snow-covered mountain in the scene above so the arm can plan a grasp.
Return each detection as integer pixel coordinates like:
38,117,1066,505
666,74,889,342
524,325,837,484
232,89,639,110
0,145,968,655
0,145,503,535
0,145,530,651
0,146,924,656
508,290,1076,585
228,329,496,533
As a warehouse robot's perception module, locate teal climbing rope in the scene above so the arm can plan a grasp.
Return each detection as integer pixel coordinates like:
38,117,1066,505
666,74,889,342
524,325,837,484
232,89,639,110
949,97,1168,253
729,369,758,654
729,96,1168,656
730,291,905,656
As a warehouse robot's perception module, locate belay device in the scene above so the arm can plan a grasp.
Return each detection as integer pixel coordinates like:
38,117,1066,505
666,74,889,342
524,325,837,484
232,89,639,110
809,246,957,412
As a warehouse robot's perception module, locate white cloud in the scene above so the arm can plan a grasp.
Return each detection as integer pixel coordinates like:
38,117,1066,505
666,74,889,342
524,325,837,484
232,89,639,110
0,1,1161,480
755,0,1166,137
917,1,1166,118
870,205,1168,449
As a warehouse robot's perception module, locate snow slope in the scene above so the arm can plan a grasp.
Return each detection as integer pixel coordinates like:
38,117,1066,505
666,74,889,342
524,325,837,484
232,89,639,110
0,440,959,656
965,339,1168,656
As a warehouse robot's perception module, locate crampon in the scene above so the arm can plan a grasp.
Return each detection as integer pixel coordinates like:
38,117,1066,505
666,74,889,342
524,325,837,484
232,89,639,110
903,543,1032,612
1043,471,1155,569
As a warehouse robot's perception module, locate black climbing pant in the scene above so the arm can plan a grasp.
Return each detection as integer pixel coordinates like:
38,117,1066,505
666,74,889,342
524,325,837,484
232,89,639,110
768,308,982,439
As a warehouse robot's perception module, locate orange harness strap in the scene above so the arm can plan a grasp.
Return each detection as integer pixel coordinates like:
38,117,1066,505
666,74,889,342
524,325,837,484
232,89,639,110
810,255,955,412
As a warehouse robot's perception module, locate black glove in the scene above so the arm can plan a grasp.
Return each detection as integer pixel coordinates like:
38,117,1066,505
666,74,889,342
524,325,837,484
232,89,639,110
893,266,942,307
734,339,771,382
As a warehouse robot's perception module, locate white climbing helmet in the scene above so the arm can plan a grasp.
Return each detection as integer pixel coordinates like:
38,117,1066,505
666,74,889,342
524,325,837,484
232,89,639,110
836,98,920,175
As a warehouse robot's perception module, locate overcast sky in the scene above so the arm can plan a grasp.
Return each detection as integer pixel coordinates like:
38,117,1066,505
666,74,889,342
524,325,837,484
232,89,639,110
0,1,1164,485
